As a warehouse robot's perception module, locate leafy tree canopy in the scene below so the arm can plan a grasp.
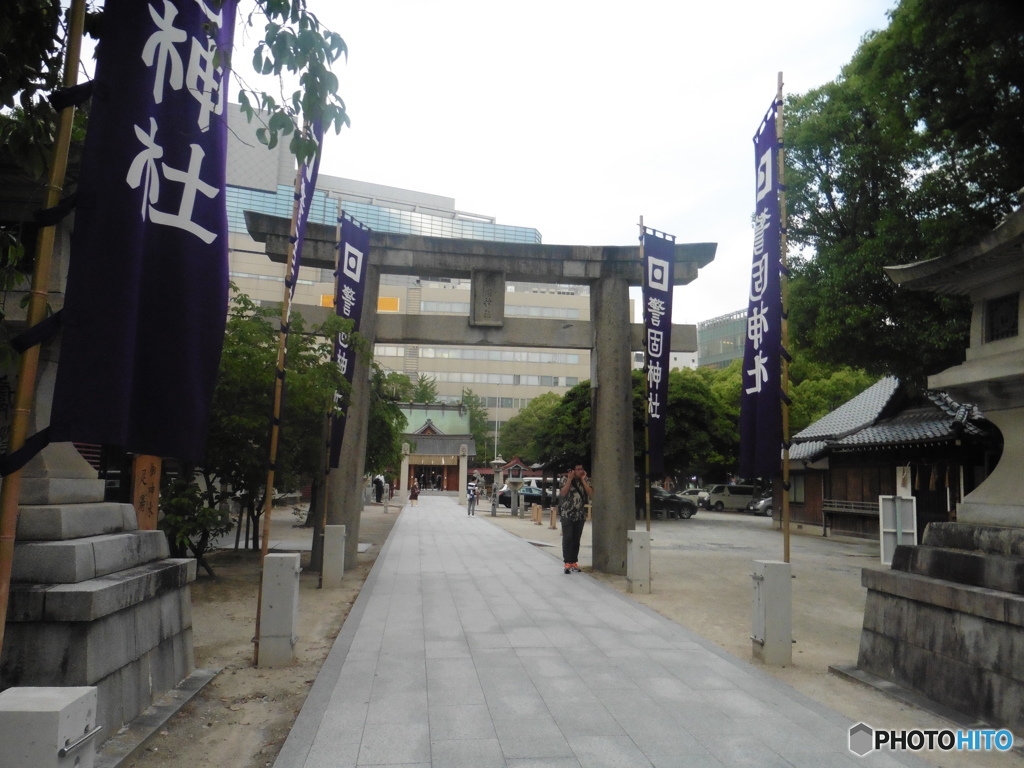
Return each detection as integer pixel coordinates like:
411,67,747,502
409,373,439,404
498,391,561,466
200,289,351,549
461,388,491,466
785,0,1024,385
364,366,409,477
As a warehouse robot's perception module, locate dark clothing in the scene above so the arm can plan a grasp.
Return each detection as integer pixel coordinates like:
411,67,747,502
560,478,588,522
560,515,586,565
559,477,589,563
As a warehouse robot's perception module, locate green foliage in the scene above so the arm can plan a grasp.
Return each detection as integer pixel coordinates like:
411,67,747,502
785,0,1023,384
498,391,561,465
789,359,878,434
536,381,592,471
409,374,439,404
158,477,233,576
237,1,350,166
461,388,491,466
364,365,409,476
202,288,352,549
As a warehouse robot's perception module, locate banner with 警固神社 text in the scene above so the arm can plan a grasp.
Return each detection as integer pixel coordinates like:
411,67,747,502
642,229,675,477
49,0,237,462
739,99,783,479
329,213,371,468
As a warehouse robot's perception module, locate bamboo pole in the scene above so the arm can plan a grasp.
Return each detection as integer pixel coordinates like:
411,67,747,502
640,217,652,533
777,71,792,565
253,157,304,666
0,0,87,662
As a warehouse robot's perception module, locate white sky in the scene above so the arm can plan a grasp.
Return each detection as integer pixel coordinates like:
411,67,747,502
234,0,896,325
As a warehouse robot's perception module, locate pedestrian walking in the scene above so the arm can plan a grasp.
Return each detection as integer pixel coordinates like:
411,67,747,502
409,480,420,506
558,464,592,574
467,482,477,516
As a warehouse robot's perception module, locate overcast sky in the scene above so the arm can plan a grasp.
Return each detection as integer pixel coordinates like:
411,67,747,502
235,1,896,325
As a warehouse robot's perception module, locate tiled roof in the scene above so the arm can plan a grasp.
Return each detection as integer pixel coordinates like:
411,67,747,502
793,377,900,441
790,377,991,458
788,440,829,462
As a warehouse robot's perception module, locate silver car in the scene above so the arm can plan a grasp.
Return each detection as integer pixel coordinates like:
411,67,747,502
746,493,773,517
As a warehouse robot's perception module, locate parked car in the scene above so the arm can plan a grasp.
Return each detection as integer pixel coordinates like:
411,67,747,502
678,488,706,508
634,485,698,519
498,485,547,508
705,484,756,512
746,491,773,517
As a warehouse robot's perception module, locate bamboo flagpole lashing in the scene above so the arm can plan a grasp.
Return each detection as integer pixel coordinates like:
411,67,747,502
777,71,792,565
0,0,87,662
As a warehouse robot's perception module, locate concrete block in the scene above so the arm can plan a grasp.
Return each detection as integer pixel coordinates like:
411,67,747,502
0,686,99,768
751,560,791,665
11,540,95,584
259,553,300,667
15,503,136,541
323,525,346,588
92,530,169,576
19,477,107,506
9,559,196,623
626,531,650,594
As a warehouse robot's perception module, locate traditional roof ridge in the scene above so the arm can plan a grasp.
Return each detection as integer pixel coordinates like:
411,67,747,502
793,376,900,442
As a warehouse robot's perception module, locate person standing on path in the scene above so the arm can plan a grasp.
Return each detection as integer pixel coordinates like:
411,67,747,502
467,482,477,516
558,464,592,574
409,480,420,506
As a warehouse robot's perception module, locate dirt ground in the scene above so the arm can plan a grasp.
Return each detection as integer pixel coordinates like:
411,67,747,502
122,503,400,768
121,501,1024,768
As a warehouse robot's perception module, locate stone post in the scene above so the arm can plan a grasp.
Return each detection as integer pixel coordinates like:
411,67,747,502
458,445,468,506
590,274,634,575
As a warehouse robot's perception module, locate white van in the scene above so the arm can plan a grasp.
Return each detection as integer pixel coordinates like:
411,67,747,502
706,484,756,511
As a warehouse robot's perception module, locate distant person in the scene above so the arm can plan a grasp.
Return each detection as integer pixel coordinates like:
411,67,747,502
409,480,420,506
558,464,593,574
373,475,384,503
467,482,477,516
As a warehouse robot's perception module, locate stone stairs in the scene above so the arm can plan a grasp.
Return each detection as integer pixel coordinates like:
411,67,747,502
858,522,1024,730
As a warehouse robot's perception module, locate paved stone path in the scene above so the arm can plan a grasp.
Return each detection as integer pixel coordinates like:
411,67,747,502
273,495,929,768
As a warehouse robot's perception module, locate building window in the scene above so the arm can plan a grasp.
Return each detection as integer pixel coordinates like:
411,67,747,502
788,475,806,504
985,293,1019,342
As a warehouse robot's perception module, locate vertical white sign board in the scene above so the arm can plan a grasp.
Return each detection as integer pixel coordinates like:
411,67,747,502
879,495,917,566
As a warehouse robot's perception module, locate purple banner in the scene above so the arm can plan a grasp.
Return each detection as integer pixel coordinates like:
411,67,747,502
49,0,236,462
329,213,371,468
286,119,324,316
642,229,675,477
739,100,783,478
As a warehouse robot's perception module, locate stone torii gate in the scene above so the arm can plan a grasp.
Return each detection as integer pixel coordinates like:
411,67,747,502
246,212,715,575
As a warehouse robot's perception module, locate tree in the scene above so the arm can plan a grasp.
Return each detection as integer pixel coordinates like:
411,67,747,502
409,373,439,404
200,289,349,550
364,366,409,476
498,392,561,465
789,357,879,434
785,0,1023,384
537,381,592,472
461,388,491,466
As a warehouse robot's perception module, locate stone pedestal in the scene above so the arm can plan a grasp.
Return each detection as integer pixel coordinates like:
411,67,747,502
1,347,196,743
0,686,99,768
858,522,1024,730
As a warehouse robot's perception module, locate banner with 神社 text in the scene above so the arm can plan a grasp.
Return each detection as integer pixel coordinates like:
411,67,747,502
739,99,783,479
49,0,236,461
643,229,675,477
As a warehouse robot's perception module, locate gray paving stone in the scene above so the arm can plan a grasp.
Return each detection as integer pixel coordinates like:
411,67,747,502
271,498,933,768
429,738,505,768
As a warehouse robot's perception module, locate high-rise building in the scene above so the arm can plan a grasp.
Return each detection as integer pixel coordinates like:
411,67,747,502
697,309,746,369
225,108,591,445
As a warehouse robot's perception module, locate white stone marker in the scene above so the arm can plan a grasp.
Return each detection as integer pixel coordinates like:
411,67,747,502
0,686,99,768
322,524,347,588
626,530,651,594
751,560,792,665
259,552,301,667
